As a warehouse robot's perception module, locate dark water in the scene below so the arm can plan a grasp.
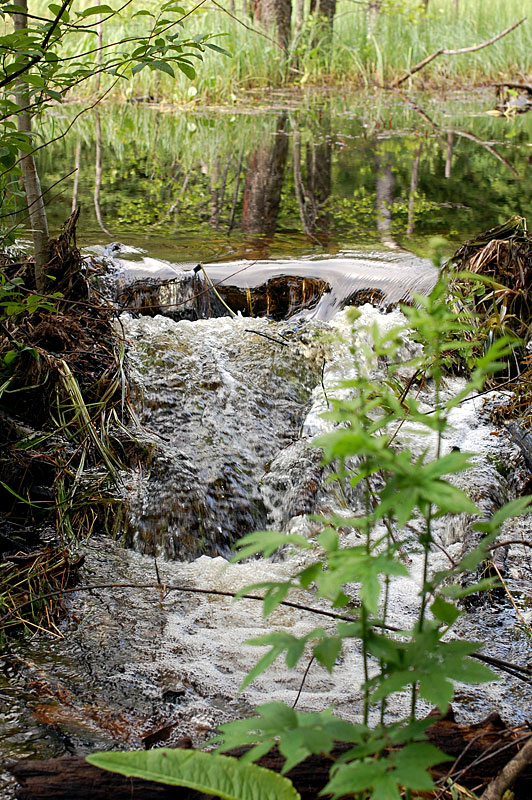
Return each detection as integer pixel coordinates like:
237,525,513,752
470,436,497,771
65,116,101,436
37,90,532,263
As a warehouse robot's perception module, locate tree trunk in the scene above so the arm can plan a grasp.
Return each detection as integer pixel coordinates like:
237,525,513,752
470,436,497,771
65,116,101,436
256,0,292,52
445,130,453,179
375,144,398,248
10,712,532,800
293,0,305,41
13,0,50,291
241,113,289,237
93,110,112,236
367,0,381,35
71,139,81,213
292,117,332,241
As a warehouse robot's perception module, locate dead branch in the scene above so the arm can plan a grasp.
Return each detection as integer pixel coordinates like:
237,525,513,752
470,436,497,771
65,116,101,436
400,94,519,176
481,735,532,800
390,17,526,88
9,713,532,799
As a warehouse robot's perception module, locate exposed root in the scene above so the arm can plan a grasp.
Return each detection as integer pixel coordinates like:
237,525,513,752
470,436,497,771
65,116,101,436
0,211,135,637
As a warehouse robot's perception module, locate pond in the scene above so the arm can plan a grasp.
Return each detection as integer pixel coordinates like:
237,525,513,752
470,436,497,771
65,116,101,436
37,89,532,262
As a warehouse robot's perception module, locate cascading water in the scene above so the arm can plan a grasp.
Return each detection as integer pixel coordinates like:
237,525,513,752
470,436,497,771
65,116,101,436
3,254,532,798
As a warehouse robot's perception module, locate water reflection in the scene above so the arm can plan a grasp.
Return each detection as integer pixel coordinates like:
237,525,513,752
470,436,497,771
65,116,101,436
36,93,531,261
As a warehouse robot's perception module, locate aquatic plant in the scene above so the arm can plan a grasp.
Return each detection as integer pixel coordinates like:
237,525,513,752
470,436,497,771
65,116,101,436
88,273,532,798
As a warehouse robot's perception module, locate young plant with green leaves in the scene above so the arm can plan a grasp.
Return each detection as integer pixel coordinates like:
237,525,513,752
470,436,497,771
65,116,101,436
0,0,230,275
88,276,531,799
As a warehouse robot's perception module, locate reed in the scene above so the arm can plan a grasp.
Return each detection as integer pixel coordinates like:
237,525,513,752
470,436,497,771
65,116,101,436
28,0,530,104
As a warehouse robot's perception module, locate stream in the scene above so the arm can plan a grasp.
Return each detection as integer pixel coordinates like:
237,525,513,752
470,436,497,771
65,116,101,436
3,91,532,795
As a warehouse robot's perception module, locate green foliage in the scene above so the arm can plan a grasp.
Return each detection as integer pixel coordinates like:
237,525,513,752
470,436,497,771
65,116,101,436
0,267,61,322
0,0,231,244
86,749,301,800
208,274,529,798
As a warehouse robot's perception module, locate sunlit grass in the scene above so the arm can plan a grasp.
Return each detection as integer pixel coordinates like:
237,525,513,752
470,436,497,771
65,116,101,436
29,0,531,101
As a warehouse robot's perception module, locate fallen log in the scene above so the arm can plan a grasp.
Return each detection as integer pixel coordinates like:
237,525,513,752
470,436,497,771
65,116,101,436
8,710,532,800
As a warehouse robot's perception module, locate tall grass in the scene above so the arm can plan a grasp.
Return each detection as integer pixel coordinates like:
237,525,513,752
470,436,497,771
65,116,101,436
27,0,532,102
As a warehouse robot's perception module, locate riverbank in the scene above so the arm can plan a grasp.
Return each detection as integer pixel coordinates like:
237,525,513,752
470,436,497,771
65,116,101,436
49,0,530,106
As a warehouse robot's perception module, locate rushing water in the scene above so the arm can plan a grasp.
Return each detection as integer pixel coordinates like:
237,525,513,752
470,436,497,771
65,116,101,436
3,300,532,798
3,92,532,795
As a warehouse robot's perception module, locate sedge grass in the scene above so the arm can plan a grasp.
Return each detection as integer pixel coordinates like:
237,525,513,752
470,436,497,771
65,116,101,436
20,0,531,104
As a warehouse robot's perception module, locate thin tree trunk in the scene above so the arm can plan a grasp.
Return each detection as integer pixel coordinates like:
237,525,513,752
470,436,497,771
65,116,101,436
293,0,305,40
453,0,459,17
445,131,453,179
241,113,289,235
71,139,81,213
262,0,292,51
367,1,381,36
13,0,50,290
375,144,398,249
228,147,244,232
95,16,103,92
407,141,422,235
93,109,112,236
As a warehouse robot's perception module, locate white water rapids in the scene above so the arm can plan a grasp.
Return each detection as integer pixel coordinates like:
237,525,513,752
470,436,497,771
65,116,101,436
2,273,532,793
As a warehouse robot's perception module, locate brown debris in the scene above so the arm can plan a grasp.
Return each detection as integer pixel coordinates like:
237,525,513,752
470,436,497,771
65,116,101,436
8,710,532,799
449,215,532,340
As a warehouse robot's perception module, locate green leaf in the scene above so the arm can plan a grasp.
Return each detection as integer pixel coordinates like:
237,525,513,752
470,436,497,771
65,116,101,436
325,759,388,798
418,671,454,711
441,577,498,599
392,742,451,789
482,496,532,531
313,636,342,672
233,530,311,561
431,596,460,625
235,581,292,617
421,450,475,479
177,60,196,79
86,750,300,800
372,774,401,800
317,526,338,552
423,480,479,516
78,4,114,17
298,562,322,588
204,42,232,56
150,59,175,78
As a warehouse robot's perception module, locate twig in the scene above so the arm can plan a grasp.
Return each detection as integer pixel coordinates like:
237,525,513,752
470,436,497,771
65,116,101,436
489,539,532,552
244,329,290,346
452,129,519,177
210,0,283,50
489,561,532,633
1,581,531,685
292,656,315,709
401,94,519,176
321,359,329,407
481,735,532,800
390,18,526,88
199,262,237,317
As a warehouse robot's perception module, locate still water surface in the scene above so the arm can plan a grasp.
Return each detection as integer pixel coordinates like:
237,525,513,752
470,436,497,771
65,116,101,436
38,89,532,262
